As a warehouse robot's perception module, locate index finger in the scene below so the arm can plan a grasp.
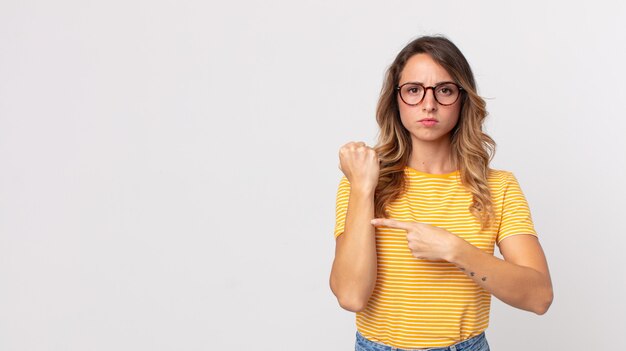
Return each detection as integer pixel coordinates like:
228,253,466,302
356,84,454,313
370,218,414,231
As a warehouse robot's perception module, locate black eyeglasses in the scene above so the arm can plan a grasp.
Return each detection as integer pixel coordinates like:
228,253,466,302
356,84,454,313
396,82,464,106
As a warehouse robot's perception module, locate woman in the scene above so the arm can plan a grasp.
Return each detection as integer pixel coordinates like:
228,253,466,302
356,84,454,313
329,35,553,351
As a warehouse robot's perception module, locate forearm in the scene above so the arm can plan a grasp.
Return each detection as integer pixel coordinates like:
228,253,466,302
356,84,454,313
448,237,553,315
330,189,377,312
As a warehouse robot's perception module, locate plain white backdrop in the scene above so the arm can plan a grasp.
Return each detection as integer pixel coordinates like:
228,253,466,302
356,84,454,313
1,1,625,350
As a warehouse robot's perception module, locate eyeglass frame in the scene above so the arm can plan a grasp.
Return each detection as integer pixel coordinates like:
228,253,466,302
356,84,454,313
396,81,465,106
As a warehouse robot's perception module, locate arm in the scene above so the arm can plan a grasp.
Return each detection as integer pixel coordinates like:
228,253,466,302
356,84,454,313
369,218,554,315
449,234,554,315
329,188,378,312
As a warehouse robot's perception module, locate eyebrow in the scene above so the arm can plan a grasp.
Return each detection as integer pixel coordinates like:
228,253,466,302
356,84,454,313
399,80,456,86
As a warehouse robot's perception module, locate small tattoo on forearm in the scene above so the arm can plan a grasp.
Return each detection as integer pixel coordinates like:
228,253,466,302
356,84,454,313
464,270,486,282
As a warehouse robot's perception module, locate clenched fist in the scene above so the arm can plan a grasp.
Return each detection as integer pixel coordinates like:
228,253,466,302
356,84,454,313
338,141,380,193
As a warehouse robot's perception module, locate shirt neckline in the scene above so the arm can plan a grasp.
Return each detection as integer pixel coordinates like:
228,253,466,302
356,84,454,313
404,166,460,178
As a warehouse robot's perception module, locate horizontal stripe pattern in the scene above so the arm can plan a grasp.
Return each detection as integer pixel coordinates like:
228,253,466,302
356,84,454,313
333,167,537,348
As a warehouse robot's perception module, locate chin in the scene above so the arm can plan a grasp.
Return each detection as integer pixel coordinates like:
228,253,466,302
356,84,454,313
413,133,452,143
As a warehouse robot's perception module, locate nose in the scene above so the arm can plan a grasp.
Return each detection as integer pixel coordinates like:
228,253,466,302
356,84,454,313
421,87,437,111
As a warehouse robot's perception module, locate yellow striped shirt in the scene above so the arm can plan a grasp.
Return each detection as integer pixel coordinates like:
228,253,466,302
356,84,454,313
333,166,537,348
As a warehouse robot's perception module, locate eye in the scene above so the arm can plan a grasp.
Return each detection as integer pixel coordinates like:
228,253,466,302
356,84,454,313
405,85,423,95
436,84,456,96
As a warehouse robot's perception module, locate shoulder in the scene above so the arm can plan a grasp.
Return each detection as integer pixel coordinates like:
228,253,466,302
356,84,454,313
336,175,351,192
339,175,349,185
486,168,523,196
487,168,513,179
487,168,516,185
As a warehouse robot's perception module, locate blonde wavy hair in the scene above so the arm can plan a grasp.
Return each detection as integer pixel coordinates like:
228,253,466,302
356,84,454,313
374,35,496,231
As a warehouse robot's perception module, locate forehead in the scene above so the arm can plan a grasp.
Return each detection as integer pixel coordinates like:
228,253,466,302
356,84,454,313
399,53,453,84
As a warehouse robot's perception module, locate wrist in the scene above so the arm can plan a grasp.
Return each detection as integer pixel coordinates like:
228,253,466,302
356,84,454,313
446,235,469,264
350,186,376,198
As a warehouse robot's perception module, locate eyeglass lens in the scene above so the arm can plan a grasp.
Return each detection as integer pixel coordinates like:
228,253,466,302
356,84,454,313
399,83,460,106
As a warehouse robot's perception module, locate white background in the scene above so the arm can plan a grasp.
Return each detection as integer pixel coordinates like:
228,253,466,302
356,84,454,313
1,1,625,350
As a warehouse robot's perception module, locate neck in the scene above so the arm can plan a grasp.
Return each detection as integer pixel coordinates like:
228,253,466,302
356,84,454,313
407,137,457,174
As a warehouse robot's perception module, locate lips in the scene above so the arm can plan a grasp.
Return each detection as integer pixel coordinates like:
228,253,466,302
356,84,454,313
419,118,438,127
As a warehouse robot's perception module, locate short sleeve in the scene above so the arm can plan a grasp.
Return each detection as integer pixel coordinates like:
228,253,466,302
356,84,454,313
333,176,351,239
496,172,538,245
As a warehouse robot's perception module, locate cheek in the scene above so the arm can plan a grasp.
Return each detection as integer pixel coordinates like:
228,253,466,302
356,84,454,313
444,105,462,125
397,98,412,120
398,106,412,129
